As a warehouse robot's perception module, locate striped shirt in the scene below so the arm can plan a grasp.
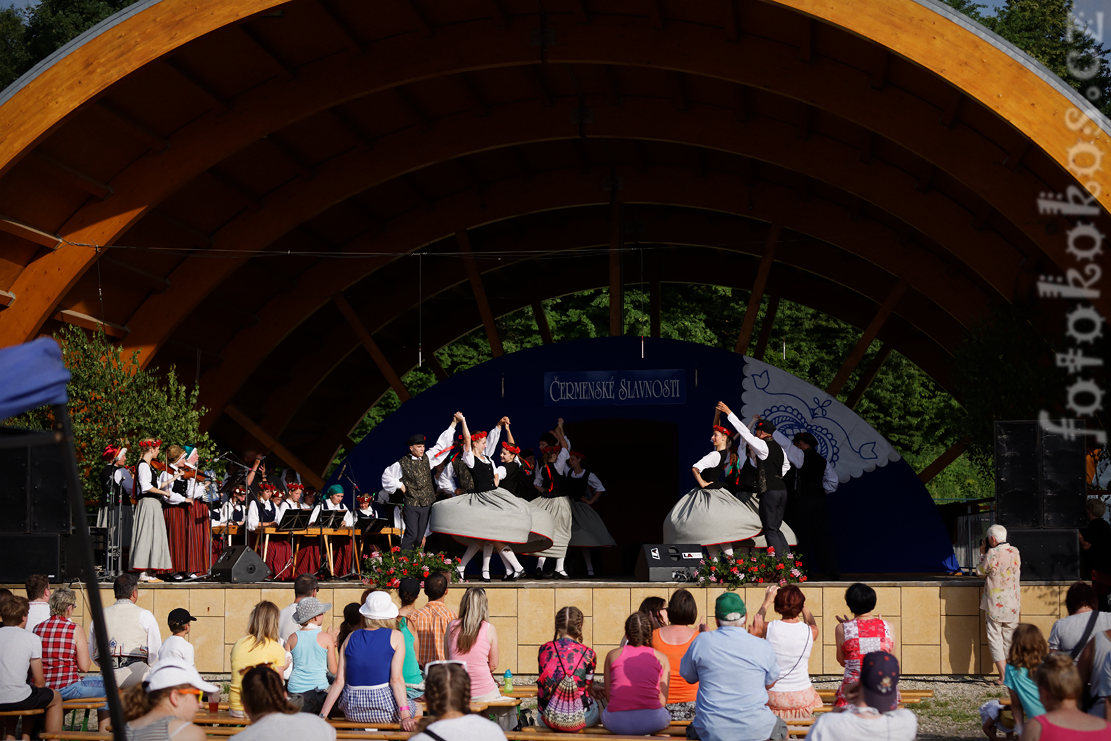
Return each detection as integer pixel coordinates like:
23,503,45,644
410,600,456,666
33,615,79,690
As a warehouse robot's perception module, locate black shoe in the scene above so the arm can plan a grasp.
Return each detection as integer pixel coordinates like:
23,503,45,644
503,569,524,582
171,573,185,581
533,568,544,579
554,570,570,579
481,573,491,583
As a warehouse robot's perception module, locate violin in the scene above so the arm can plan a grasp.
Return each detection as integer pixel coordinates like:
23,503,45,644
150,458,209,482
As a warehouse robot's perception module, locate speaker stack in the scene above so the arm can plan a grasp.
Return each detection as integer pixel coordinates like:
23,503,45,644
0,432,75,581
211,546,271,583
994,420,1086,580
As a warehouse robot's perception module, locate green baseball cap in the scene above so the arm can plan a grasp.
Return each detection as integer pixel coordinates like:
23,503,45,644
715,591,746,621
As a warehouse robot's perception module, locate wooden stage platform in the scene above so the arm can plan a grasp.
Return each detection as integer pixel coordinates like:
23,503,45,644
5,577,1074,677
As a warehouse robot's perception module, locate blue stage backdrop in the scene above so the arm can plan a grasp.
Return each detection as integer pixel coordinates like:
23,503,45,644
327,336,956,574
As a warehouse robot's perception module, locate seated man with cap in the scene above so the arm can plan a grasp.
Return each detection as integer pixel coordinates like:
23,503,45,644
380,417,458,551
680,592,786,741
806,651,917,741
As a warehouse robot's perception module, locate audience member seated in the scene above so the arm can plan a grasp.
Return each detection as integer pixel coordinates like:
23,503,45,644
24,575,51,634
320,591,417,731
1051,583,1111,658
157,609,197,668
411,573,457,668
750,584,822,720
335,603,364,650
834,582,895,708
231,666,335,741
0,596,62,738
93,574,163,690
410,662,508,741
285,597,337,716
680,592,784,741
1024,653,1111,740
807,651,917,741
121,660,215,741
446,587,502,704
651,588,700,721
33,587,108,730
229,602,288,718
637,597,669,631
396,578,425,701
600,612,670,736
537,605,600,731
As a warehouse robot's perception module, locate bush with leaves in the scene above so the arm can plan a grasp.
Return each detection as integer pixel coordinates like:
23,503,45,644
360,545,461,589
695,548,808,589
3,326,220,509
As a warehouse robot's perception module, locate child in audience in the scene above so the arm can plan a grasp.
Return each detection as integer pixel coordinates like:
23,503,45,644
158,608,197,668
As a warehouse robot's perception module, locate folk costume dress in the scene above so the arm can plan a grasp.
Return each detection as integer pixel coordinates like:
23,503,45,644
309,500,355,577
530,446,574,559
495,454,555,554
130,460,173,574
567,469,616,548
212,499,247,562
429,443,540,551
158,464,193,574
662,449,764,547
288,502,323,578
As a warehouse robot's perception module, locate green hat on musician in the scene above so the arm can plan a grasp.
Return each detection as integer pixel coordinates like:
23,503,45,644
184,445,195,457
715,591,746,621
325,483,344,496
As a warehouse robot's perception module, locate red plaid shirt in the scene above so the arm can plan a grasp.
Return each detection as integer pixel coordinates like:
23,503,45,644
33,615,79,690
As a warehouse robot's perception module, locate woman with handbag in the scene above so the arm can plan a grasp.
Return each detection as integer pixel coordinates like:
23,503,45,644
537,606,600,731
749,584,823,719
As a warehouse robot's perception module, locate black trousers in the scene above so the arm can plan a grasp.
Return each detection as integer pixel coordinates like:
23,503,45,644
401,504,431,551
795,494,838,578
759,488,789,556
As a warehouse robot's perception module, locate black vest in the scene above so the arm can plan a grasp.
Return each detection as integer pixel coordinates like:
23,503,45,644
757,441,786,493
137,461,161,501
699,451,728,486
468,456,496,492
565,469,594,501
539,462,568,498
258,499,277,523
398,454,436,507
499,460,529,499
101,464,125,505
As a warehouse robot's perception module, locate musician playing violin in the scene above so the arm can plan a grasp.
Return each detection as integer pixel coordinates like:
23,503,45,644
158,444,199,581
131,439,174,582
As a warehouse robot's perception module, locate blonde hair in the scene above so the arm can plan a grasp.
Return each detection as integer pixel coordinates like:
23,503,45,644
246,601,280,650
120,684,194,721
365,618,396,631
164,444,185,464
451,587,489,655
1035,653,1084,703
554,606,584,643
49,587,76,617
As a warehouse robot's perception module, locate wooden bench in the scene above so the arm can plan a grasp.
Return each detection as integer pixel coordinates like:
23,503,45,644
1,708,46,739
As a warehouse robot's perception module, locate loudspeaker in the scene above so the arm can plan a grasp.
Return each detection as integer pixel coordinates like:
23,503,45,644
995,421,1086,529
635,544,703,582
211,546,271,583
1006,528,1080,581
0,431,72,534
0,535,62,582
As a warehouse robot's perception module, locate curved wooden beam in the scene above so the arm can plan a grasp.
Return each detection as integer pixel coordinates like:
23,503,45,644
118,95,1027,373
2,2,1103,345
192,165,988,430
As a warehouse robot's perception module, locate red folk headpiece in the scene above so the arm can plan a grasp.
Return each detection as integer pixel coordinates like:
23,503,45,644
470,430,488,441
102,444,122,461
569,450,585,460
233,486,247,496
501,441,520,455
259,482,277,492
287,482,304,491
712,425,733,437
138,439,161,449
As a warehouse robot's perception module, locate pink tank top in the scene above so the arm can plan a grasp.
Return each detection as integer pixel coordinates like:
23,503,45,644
607,645,663,712
446,620,498,698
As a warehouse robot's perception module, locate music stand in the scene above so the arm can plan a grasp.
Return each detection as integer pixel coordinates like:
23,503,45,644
268,509,312,580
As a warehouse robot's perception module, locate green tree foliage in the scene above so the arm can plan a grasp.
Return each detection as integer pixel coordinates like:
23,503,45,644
945,0,1111,116
0,7,30,87
4,325,219,508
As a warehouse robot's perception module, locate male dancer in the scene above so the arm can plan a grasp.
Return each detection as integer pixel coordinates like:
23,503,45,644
380,418,457,551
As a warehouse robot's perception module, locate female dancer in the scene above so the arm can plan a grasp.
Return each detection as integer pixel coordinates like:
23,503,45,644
429,413,541,582
531,419,574,578
662,415,763,559
493,419,554,576
566,450,615,577
131,438,173,582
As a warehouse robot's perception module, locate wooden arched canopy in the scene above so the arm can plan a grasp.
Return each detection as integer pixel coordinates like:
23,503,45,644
1,0,1108,482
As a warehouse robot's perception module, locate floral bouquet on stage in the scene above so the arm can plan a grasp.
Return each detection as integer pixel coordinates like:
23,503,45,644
695,548,807,589
361,546,461,589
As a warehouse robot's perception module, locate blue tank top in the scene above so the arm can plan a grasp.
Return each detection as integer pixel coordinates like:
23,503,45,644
345,628,394,686
287,626,328,692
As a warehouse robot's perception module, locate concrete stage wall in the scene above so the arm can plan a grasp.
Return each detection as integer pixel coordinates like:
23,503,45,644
17,581,1072,676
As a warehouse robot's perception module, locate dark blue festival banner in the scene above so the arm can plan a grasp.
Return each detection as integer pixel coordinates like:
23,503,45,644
544,369,686,407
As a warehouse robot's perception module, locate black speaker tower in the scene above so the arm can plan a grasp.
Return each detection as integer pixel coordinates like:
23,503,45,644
211,546,271,583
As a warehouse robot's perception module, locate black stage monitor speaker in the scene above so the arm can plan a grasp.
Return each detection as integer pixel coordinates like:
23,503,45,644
0,432,72,534
211,546,271,583
0,535,62,582
1006,528,1080,581
635,544,703,582
995,421,1085,529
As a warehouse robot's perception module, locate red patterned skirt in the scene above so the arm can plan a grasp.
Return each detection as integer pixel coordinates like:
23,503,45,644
163,505,190,573
292,536,322,578
187,500,212,575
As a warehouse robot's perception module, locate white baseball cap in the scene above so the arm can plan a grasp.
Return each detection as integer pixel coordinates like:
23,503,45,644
145,660,219,694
